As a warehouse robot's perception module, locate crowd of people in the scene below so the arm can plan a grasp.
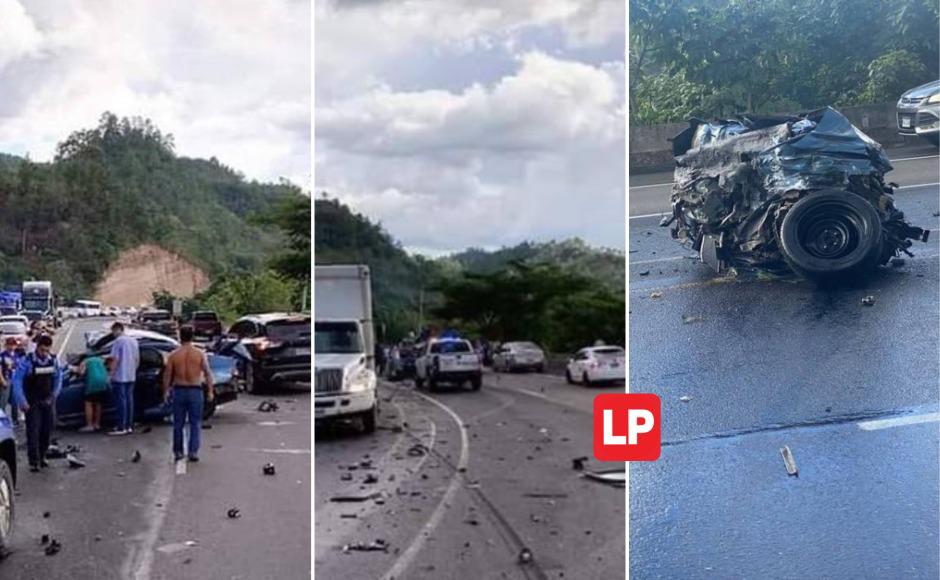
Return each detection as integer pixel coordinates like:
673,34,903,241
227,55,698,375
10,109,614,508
0,320,216,472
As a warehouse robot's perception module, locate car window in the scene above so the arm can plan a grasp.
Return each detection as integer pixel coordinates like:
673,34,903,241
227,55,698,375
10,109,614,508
266,319,311,342
231,321,256,338
575,350,589,361
192,312,218,321
430,340,472,354
594,347,624,358
139,348,165,369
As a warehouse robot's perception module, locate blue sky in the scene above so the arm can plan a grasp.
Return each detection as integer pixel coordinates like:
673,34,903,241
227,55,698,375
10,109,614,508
315,0,625,255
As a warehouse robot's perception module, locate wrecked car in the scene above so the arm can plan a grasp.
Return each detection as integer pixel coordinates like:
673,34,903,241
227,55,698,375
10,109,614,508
664,107,929,280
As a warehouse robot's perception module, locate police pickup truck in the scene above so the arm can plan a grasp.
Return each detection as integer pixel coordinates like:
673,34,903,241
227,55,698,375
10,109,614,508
414,337,482,391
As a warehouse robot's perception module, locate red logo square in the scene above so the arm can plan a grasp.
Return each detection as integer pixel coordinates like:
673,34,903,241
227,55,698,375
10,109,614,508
593,393,661,461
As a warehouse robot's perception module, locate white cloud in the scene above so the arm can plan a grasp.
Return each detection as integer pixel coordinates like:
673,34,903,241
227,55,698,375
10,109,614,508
0,0,310,185
316,52,625,253
0,0,42,70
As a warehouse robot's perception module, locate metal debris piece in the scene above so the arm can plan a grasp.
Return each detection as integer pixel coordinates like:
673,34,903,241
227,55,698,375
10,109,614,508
340,473,352,482
262,463,276,476
343,540,388,553
41,534,49,544
66,454,85,469
44,539,61,556
43,511,50,518
522,492,568,499
582,469,626,487
650,292,663,299
363,474,378,484
257,401,279,413
679,395,692,403
571,456,588,471
227,508,241,519
518,547,533,564
638,270,650,276
131,451,142,463
406,444,428,457
681,314,704,324
861,295,876,306
780,445,799,476
330,492,382,503
45,445,65,459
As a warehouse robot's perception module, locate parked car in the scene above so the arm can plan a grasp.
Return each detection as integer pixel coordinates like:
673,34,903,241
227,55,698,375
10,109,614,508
189,311,223,340
492,341,546,373
897,80,940,146
136,309,178,337
57,329,240,428
0,408,16,552
0,315,29,327
229,313,311,393
20,310,44,323
415,337,483,391
566,346,625,386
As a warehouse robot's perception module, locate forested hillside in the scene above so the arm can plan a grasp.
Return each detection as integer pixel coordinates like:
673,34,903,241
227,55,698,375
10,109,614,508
0,113,303,299
314,197,625,349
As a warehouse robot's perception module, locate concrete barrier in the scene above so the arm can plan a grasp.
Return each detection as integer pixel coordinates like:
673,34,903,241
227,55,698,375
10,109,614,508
629,102,918,174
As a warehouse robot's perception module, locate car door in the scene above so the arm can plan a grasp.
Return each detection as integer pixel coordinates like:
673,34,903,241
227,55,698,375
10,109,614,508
136,345,168,420
570,349,587,377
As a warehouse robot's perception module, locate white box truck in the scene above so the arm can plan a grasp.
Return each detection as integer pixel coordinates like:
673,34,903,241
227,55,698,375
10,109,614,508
314,265,378,432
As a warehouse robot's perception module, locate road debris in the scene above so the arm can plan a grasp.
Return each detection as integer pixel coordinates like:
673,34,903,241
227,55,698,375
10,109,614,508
406,444,428,457
650,292,663,299
780,445,799,477
227,508,241,519
66,454,86,469
681,314,704,324
522,492,568,499
330,492,382,503
340,473,352,482
638,270,650,276
131,450,142,463
46,445,65,459
257,401,279,413
571,456,588,471
583,469,626,487
43,511,50,518
342,539,388,553
518,547,533,564
363,474,379,484
679,395,692,403
44,539,61,556
861,295,876,306
262,462,276,475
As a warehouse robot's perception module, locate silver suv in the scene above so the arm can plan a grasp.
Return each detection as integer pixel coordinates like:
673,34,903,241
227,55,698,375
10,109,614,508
897,80,940,146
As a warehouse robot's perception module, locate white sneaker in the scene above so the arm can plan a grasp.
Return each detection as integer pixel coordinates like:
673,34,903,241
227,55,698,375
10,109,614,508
78,426,95,433
107,429,127,436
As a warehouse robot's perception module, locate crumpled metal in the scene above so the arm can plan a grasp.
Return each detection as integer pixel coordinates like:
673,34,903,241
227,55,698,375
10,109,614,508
666,107,927,271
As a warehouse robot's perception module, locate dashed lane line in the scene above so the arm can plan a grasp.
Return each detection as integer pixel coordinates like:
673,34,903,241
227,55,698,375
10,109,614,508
857,412,940,431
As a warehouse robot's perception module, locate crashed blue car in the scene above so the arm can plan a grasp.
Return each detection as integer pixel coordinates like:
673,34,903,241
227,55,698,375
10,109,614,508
0,408,14,551
55,329,246,428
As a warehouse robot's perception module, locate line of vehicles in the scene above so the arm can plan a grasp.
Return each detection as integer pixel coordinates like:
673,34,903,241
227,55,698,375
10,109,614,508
314,264,626,434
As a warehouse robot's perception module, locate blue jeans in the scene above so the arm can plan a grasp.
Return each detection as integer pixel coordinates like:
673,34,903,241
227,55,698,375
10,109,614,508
172,388,204,459
112,381,135,431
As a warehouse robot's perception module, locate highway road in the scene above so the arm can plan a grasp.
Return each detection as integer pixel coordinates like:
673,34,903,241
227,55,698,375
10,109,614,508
628,144,939,578
315,371,625,580
2,317,310,580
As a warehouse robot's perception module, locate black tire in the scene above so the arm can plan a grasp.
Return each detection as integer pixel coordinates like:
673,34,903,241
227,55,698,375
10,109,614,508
427,375,437,392
470,375,482,391
245,363,264,395
0,461,13,552
536,363,545,374
361,404,377,434
565,369,575,385
777,190,883,280
582,372,593,387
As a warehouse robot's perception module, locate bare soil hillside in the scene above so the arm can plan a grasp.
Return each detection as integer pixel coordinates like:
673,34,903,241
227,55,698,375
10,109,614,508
94,245,210,306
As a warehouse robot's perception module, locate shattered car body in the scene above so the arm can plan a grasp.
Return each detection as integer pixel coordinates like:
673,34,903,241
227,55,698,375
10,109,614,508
664,107,929,279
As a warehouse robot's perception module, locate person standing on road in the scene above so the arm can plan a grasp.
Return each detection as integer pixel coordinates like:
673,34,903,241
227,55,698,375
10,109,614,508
12,335,63,472
108,322,139,435
162,325,214,462
0,338,16,424
77,354,110,432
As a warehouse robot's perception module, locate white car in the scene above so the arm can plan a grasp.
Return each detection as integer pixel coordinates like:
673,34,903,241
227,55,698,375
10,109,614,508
493,341,546,373
566,346,625,386
415,337,482,391
0,315,29,327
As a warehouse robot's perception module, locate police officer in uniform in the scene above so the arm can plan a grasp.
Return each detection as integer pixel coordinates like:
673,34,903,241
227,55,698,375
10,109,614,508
12,334,63,472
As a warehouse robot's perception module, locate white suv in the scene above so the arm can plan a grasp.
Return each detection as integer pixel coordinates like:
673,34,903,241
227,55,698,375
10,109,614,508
415,338,482,391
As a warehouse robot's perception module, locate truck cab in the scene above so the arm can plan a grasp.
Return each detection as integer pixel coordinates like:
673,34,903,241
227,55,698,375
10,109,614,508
314,318,377,432
414,337,483,391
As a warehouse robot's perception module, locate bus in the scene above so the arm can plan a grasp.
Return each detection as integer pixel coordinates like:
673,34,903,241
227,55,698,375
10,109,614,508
75,300,102,317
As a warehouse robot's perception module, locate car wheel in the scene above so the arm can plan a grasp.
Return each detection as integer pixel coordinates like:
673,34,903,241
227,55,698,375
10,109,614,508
427,375,437,392
536,363,545,374
245,363,263,395
470,375,482,391
361,404,377,434
777,190,883,281
565,369,575,385
0,461,13,552
582,372,593,387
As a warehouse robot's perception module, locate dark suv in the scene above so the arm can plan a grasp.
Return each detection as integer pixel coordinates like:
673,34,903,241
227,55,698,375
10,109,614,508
137,309,178,337
229,313,311,393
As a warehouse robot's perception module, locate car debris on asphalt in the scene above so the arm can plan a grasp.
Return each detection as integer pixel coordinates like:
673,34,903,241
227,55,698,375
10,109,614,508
66,454,86,469
257,401,279,413
262,462,276,476
679,395,692,402
861,295,876,306
131,450,142,463
342,539,388,553
227,508,241,519
780,445,799,477
571,456,588,471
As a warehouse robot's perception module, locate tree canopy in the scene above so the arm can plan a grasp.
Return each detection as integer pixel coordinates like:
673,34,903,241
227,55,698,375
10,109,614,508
630,0,940,124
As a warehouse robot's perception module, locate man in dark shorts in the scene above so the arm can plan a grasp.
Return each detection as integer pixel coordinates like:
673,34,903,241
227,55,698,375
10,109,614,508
162,326,215,462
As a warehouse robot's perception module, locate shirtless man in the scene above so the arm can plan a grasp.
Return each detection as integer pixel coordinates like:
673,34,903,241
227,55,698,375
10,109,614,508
162,325,215,462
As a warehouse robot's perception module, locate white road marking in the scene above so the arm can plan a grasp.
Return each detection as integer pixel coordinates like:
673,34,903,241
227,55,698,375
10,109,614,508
896,181,940,190
256,420,296,426
56,320,78,356
857,412,940,431
175,459,187,475
123,438,176,580
630,255,690,266
891,154,939,162
381,390,469,580
629,182,672,190
630,212,669,220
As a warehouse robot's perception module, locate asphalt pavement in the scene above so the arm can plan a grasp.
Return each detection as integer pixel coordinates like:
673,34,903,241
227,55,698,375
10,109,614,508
2,317,311,580
314,371,625,580
628,148,940,578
